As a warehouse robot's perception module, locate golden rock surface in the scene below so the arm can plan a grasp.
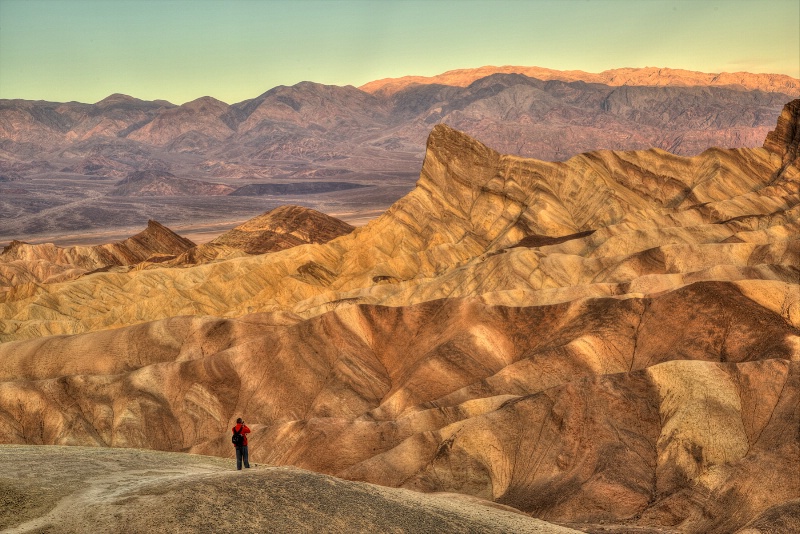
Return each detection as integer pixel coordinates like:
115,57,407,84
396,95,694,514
1,100,798,532
1,103,796,341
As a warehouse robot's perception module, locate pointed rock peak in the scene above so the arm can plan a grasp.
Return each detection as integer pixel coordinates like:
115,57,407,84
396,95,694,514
145,219,171,232
128,220,195,248
1,240,29,255
403,124,508,234
235,205,354,234
424,124,500,166
428,123,482,146
763,99,800,165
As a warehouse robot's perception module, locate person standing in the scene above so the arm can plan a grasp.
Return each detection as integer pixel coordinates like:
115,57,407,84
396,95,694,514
232,417,251,470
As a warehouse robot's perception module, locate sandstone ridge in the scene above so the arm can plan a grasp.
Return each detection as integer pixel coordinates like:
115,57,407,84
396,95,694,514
1,101,797,341
0,220,194,289
173,205,355,264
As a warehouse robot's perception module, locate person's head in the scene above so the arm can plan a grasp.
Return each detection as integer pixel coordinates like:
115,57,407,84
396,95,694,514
236,417,243,424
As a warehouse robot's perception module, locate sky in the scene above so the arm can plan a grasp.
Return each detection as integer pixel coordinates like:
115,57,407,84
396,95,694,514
1,0,798,105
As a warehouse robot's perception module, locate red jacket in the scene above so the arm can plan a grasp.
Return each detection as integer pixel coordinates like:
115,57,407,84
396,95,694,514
232,423,251,447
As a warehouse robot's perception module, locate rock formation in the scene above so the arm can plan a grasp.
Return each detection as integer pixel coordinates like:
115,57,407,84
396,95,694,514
0,220,194,290
764,98,800,167
0,100,798,532
0,206,355,291
173,205,355,264
1,100,796,340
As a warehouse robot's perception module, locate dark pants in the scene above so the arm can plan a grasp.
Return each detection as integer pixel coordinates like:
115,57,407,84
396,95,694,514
235,446,250,470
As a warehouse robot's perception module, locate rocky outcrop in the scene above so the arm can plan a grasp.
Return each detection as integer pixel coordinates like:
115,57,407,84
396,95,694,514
764,98,800,166
174,205,355,264
0,220,194,289
0,446,579,533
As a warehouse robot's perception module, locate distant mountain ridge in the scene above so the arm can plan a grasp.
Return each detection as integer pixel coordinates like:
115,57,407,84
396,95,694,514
360,65,800,96
1,65,798,242
2,76,792,168
2,65,795,162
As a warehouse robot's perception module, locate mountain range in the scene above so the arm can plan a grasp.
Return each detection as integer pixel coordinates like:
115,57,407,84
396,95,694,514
1,93,797,533
1,65,797,243
360,65,800,96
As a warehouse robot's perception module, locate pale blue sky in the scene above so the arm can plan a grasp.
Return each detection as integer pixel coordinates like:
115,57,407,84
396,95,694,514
1,0,798,104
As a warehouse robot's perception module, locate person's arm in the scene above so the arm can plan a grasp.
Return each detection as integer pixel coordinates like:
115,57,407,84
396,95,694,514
243,425,251,434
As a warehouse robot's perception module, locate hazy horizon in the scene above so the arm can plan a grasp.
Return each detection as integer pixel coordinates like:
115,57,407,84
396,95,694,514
1,0,798,105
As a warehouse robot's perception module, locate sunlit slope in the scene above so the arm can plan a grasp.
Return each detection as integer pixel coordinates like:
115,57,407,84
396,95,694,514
2,101,797,342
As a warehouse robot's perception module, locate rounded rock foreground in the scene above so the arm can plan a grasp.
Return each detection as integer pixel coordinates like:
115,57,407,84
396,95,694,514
0,446,579,534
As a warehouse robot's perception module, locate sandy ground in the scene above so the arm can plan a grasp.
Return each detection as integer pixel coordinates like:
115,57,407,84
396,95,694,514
0,445,581,534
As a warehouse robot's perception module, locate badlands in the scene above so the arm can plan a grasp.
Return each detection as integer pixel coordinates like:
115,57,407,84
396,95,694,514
0,99,798,533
